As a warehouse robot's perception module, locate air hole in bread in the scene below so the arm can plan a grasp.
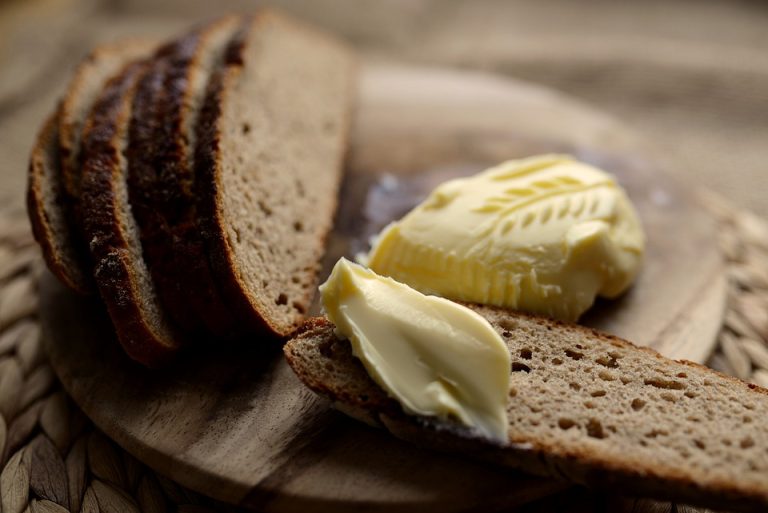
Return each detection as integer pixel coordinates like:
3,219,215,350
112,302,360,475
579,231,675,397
498,319,518,331
693,439,706,450
645,429,667,438
620,376,632,384
509,387,517,397
744,415,753,423
293,221,304,232
275,293,288,305
322,119,337,133
644,377,685,390
551,357,563,365
596,355,619,368
676,372,688,378
519,348,532,360
512,362,531,373
565,349,583,360
294,178,305,198
661,392,677,403
631,398,645,411
558,418,577,430
292,301,305,314
741,437,755,449
242,123,251,134
590,390,606,397
598,371,615,381
258,200,272,216
586,419,606,439
569,382,581,391
584,401,596,409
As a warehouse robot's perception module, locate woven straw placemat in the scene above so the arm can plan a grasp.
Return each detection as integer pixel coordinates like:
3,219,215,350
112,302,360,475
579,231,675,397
0,192,764,513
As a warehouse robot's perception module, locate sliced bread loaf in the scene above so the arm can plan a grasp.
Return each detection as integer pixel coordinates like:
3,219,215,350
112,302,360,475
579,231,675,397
127,16,244,338
80,60,182,366
28,41,156,295
285,309,768,513
195,12,355,338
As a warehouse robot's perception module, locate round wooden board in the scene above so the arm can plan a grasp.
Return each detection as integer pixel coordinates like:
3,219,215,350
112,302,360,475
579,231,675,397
42,63,726,512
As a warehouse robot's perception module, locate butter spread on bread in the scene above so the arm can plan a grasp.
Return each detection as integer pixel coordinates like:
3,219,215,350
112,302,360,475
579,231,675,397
365,155,645,321
320,258,510,443
286,308,768,513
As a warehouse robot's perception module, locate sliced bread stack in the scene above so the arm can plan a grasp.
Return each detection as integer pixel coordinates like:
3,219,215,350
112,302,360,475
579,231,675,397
28,11,355,366
285,309,768,512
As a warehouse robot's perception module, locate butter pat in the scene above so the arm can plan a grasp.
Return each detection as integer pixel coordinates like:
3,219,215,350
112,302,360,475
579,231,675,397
365,155,644,321
320,258,510,443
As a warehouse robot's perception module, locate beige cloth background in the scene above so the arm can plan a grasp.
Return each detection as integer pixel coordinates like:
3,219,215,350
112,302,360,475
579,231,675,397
1,0,767,216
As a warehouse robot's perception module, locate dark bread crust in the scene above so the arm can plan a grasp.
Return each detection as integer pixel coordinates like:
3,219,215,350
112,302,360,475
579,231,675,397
80,60,182,366
127,17,243,339
194,11,353,338
27,110,92,294
284,310,768,513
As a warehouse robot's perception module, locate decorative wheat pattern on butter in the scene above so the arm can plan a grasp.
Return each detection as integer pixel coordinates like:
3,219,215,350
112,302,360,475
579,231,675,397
471,172,617,239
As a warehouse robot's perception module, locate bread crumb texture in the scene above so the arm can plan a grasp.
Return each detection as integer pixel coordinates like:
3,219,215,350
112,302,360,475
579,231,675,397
492,308,768,490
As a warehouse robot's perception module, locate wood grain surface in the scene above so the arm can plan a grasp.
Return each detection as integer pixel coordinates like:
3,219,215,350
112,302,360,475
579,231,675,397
41,64,726,512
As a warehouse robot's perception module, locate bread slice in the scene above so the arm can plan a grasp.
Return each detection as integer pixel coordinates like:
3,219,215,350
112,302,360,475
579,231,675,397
127,16,244,338
80,60,182,366
27,41,156,296
27,110,94,293
194,11,355,338
285,309,768,513
59,40,158,203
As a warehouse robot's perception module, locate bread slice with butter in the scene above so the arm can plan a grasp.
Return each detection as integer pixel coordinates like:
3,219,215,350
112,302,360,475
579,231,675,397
285,309,768,513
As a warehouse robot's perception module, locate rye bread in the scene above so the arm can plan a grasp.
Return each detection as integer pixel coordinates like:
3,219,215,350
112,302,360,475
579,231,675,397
127,16,244,338
284,309,768,513
28,41,156,295
194,12,355,338
59,40,157,203
27,110,93,293
80,60,182,366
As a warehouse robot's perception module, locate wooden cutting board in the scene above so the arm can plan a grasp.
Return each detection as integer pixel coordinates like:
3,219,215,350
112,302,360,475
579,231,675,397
41,63,726,512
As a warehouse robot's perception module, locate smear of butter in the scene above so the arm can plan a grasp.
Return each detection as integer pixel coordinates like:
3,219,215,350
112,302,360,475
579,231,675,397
320,258,510,443
364,154,645,321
